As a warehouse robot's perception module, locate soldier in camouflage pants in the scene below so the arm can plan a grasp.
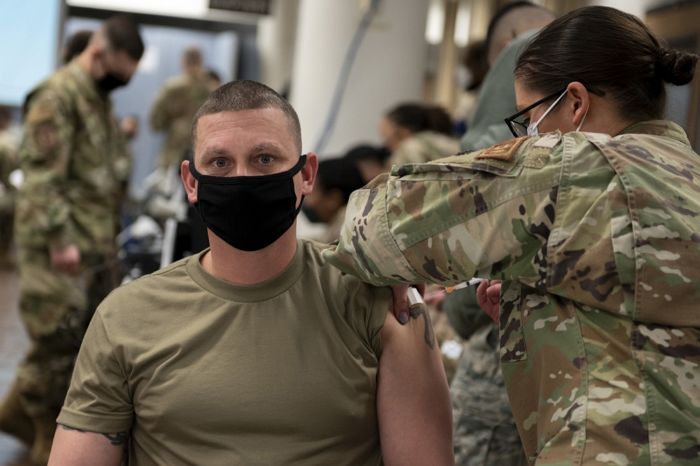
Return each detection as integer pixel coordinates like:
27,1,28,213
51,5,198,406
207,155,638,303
0,16,143,465
150,47,213,171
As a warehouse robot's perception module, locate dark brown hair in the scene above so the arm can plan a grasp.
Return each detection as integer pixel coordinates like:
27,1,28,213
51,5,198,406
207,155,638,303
103,14,144,61
192,80,302,152
515,6,698,121
63,30,93,64
386,103,454,137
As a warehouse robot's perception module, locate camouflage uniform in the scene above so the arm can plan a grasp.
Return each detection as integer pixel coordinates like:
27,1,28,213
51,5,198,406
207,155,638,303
325,121,700,465
444,288,526,465
0,127,19,265
4,60,127,461
150,73,211,169
390,130,461,167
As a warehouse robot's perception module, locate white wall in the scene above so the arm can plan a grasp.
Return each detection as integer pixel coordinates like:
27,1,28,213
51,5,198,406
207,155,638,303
257,0,300,93
290,0,430,155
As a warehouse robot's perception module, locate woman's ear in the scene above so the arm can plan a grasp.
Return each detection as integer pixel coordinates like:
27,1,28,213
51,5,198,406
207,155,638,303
566,81,590,128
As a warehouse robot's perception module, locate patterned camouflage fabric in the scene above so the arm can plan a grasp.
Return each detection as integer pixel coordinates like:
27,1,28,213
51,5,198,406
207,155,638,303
6,60,126,451
15,60,128,255
452,325,526,466
390,130,460,167
150,73,211,169
324,120,700,465
444,287,526,465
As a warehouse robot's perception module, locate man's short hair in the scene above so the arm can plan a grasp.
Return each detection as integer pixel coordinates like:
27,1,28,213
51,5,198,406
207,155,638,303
103,14,144,61
192,80,302,153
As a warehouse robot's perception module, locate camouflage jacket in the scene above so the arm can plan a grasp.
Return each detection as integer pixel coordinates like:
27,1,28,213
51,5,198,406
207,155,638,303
325,121,700,465
390,130,461,167
15,61,129,255
150,73,210,169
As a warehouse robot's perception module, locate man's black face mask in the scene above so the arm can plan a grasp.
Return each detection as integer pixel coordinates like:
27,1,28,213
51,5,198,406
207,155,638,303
189,155,307,252
96,71,129,94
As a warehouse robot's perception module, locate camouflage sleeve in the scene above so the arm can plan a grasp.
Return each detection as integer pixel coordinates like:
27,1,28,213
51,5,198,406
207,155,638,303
149,85,172,131
16,89,75,248
323,140,561,286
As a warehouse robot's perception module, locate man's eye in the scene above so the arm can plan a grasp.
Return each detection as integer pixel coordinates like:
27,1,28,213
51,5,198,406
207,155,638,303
213,159,227,168
258,154,274,165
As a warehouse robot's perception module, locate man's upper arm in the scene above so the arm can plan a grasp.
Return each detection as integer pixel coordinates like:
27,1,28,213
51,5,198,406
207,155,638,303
48,425,125,466
377,307,454,466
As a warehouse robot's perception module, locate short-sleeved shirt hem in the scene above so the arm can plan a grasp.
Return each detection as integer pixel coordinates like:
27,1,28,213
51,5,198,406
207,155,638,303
57,407,132,433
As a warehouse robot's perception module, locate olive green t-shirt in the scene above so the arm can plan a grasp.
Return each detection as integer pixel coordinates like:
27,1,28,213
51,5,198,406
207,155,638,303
58,240,391,465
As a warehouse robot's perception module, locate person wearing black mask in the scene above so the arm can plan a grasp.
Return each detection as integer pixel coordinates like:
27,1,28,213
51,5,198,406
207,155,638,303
0,15,143,465
47,80,453,465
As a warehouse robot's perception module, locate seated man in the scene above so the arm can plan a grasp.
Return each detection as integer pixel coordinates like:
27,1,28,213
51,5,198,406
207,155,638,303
48,80,453,466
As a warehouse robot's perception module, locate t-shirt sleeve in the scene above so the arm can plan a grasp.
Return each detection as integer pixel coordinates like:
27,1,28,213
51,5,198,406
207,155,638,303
57,306,133,433
341,276,392,356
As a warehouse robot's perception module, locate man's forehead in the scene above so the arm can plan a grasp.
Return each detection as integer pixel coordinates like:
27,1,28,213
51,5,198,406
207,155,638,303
198,109,295,138
195,109,297,152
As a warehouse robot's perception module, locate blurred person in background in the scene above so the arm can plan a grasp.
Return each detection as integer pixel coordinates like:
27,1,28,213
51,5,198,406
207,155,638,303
461,1,554,151
325,5,700,465
150,47,212,171
380,102,460,166
0,15,144,465
302,156,364,244
453,39,489,136
343,143,391,184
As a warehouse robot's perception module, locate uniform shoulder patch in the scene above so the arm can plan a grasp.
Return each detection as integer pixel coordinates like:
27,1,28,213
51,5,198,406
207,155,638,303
476,136,528,162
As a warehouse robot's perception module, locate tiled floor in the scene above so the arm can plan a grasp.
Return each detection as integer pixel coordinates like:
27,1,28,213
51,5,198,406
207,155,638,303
0,268,32,465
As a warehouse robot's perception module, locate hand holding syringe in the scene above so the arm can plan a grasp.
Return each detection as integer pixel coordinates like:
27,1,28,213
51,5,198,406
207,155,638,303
423,278,484,306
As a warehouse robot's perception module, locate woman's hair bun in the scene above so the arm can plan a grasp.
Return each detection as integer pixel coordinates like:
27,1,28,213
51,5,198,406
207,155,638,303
658,48,698,86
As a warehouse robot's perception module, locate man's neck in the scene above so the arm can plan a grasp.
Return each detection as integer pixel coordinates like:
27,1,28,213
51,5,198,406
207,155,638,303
202,227,299,286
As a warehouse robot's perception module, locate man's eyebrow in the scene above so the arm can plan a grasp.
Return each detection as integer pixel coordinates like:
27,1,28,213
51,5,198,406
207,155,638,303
201,146,229,158
249,142,284,153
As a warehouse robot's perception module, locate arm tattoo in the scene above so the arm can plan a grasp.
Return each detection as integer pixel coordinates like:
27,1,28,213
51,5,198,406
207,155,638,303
60,424,128,446
409,304,436,349
102,432,128,446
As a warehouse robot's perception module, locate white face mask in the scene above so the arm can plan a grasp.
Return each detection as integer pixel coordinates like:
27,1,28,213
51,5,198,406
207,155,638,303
526,89,588,137
526,89,567,137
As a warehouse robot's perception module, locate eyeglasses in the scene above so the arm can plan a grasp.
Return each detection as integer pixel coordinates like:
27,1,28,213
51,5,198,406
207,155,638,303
504,88,567,138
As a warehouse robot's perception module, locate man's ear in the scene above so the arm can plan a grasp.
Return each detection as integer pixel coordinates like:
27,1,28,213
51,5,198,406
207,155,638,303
300,152,318,197
181,160,198,204
566,81,590,128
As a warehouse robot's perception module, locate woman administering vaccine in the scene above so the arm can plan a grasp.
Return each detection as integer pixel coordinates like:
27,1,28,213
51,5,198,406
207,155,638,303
325,6,699,465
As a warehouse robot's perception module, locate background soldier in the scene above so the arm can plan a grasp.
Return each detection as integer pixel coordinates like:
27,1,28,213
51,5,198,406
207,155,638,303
0,15,144,465
150,47,212,171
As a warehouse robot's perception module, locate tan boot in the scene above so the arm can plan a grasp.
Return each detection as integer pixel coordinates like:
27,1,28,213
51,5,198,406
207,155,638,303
0,379,35,446
29,416,56,466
